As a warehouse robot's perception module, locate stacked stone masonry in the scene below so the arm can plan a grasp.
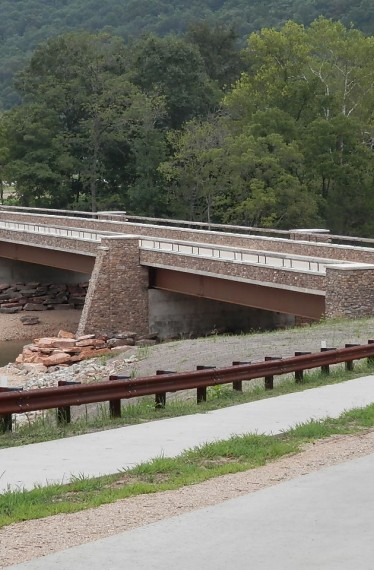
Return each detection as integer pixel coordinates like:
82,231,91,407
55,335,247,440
78,237,149,337
3,210,374,264
326,266,374,319
139,250,326,292
0,282,87,314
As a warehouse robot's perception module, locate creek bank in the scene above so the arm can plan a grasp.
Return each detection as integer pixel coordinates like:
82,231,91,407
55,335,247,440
0,281,88,314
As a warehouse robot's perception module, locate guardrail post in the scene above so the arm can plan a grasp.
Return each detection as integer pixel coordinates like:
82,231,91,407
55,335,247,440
108,376,130,418
320,348,336,375
232,362,252,391
196,366,216,403
294,352,311,383
155,371,175,408
57,381,81,424
344,344,360,371
0,387,23,433
368,340,374,366
264,357,281,390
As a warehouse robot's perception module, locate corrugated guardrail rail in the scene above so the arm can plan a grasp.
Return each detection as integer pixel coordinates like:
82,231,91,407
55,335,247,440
1,342,374,431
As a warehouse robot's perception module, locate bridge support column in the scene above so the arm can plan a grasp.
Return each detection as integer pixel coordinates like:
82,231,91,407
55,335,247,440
78,236,149,336
326,264,374,319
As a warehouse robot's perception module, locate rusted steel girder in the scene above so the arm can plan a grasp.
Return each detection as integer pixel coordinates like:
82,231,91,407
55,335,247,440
0,242,95,273
0,343,373,416
151,268,325,319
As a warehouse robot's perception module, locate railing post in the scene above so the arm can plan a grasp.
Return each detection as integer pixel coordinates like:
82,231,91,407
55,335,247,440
196,366,216,403
264,357,282,390
368,340,374,366
57,381,80,424
155,371,175,408
232,361,252,391
0,387,23,433
320,348,336,375
108,376,130,418
344,344,360,372
294,352,311,383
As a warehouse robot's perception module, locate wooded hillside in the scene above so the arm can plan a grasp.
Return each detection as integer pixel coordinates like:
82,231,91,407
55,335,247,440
1,0,374,109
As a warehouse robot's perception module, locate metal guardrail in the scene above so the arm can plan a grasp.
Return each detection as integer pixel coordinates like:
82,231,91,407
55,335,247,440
140,237,352,274
1,342,374,431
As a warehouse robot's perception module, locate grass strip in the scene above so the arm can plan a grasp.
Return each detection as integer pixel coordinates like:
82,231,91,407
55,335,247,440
1,360,374,449
1,403,374,528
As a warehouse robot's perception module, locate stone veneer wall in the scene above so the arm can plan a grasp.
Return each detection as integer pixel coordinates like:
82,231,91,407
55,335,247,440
0,227,98,255
78,236,149,336
325,265,374,318
2,211,374,264
140,250,326,292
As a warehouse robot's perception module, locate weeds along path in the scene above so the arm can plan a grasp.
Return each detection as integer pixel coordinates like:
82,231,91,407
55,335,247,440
1,428,374,568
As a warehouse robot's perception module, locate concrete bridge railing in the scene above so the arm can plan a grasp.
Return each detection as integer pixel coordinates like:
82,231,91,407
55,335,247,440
139,237,355,275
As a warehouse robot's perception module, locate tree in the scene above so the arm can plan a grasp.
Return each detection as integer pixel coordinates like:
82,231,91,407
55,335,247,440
159,116,230,223
160,114,320,228
129,34,222,129
223,18,374,233
3,32,166,211
186,21,244,89
1,103,70,206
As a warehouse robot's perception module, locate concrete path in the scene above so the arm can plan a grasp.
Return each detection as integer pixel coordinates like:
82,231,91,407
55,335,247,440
5,451,374,569
1,374,374,492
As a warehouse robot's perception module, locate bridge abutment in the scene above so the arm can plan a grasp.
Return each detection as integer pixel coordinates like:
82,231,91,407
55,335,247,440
326,264,374,319
148,289,294,339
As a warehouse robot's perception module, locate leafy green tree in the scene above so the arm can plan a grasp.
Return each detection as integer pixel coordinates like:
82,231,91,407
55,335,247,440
129,34,222,129
160,115,320,228
186,21,244,89
1,103,69,206
159,116,230,223
3,32,166,211
224,18,374,233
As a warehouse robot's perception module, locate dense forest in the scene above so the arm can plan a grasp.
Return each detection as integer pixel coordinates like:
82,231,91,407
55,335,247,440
1,4,374,236
1,0,374,108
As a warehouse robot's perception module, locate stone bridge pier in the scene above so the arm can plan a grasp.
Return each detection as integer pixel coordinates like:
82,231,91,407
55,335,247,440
78,236,149,337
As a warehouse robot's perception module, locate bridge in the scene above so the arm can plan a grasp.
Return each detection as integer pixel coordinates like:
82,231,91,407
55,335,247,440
0,206,374,337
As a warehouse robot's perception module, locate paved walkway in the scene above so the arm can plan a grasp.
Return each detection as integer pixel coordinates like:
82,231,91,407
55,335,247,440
6,452,374,569
1,375,374,493
2,376,374,569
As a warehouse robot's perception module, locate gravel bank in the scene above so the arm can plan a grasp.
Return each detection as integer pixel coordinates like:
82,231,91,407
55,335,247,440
3,315,374,392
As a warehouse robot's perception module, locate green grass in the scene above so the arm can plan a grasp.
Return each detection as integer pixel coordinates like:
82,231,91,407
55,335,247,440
1,403,374,528
1,359,374,448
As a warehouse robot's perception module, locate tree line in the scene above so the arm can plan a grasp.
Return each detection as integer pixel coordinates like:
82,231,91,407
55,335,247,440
1,18,374,236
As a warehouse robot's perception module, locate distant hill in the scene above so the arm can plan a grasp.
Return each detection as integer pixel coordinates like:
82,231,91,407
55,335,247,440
1,0,374,109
